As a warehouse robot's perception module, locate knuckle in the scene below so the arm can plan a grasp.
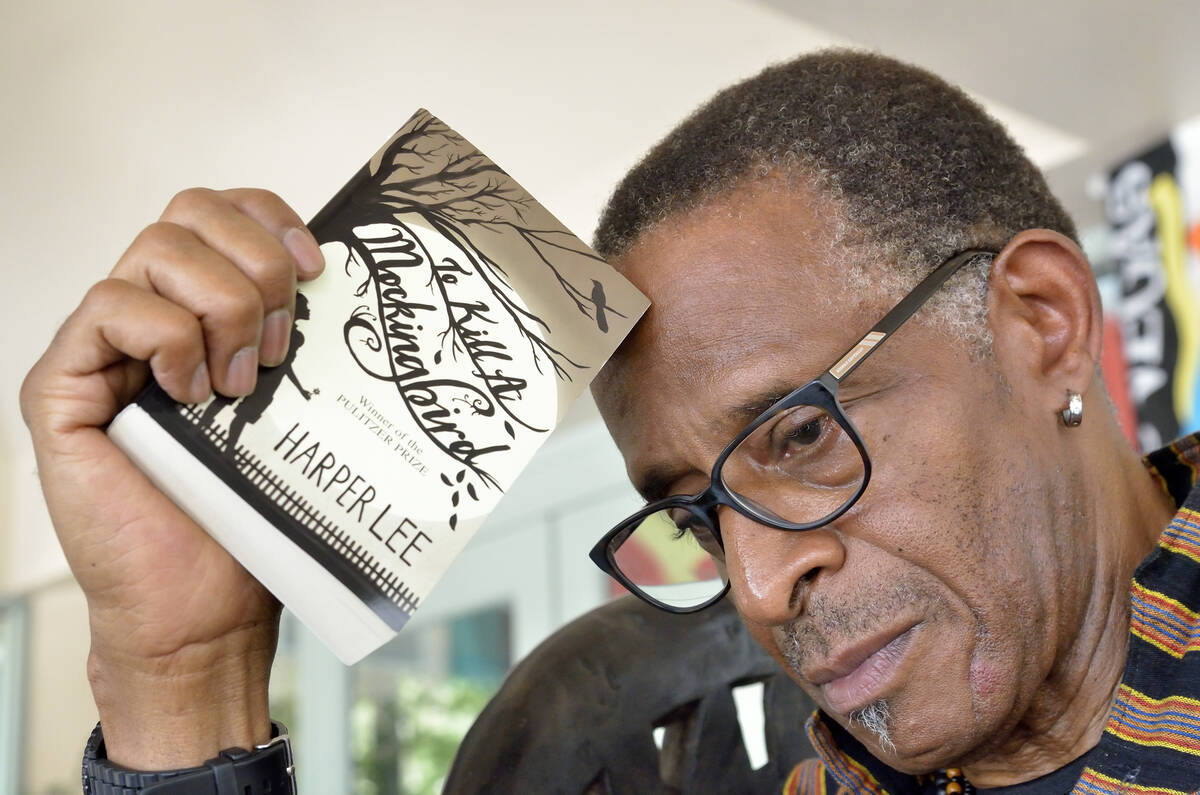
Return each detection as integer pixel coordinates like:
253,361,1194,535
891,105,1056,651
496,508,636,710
164,187,218,219
83,277,127,310
227,187,301,227
18,362,44,426
235,187,285,209
243,249,296,298
140,306,205,385
209,280,264,329
163,311,205,355
132,221,192,256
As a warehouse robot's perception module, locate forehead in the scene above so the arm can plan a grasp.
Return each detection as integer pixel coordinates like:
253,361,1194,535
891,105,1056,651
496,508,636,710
595,183,889,483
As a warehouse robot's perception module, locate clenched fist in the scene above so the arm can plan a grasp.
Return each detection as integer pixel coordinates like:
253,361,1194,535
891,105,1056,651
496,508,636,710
20,188,325,769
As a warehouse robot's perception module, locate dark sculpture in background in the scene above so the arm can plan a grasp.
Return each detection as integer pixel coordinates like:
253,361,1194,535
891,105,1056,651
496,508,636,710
444,595,816,794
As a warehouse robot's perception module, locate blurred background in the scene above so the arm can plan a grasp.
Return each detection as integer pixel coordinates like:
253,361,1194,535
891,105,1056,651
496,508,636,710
3,1,1200,792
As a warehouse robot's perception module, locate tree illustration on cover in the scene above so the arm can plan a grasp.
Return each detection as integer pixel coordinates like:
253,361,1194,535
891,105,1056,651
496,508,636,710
316,110,625,530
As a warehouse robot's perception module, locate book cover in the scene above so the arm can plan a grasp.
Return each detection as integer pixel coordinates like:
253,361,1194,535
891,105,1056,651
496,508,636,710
108,109,649,663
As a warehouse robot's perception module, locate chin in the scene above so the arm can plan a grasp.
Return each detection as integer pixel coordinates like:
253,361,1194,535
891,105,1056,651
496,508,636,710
852,721,964,774
868,696,1017,778
836,684,1000,773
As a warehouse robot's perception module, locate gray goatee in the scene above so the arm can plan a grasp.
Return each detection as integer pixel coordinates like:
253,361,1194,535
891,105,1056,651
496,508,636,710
848,698,895,754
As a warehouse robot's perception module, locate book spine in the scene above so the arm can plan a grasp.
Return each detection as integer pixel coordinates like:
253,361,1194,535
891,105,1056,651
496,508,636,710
307,163,371,239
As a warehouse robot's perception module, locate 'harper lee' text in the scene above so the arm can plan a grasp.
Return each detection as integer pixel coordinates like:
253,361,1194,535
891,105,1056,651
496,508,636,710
274,422,432,567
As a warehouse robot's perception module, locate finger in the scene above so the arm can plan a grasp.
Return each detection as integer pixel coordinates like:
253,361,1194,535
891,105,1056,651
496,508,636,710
112,221,265,397
220,187,325,281
27,279,210,427
158,189,302,367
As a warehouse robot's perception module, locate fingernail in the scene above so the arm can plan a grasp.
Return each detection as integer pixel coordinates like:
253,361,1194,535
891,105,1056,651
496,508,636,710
260,308,292,367
226,347,259,396
285,226,325,278
190,361,211,403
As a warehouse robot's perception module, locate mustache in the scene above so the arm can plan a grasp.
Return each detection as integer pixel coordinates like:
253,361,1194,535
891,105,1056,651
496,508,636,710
779,576,940,676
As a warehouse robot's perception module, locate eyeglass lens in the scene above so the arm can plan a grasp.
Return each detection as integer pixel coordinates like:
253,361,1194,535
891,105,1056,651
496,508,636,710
610,506,727,610
606,403,866,610
721,403,865,525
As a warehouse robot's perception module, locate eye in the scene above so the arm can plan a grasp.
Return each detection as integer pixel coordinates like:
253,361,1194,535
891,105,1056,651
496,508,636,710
768,408,832,459
668,509,722,557
785,417,822,446
668,508,702,540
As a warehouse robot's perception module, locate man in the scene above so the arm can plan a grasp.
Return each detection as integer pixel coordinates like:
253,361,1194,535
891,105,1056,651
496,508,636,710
19,50,1200,792
584,52,1200,792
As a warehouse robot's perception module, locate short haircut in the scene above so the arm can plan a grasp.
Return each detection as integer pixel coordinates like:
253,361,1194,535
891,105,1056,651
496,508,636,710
593,49,1078,349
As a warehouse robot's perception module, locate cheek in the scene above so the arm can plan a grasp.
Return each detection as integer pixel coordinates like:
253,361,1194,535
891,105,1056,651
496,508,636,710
851,417,1066,738
969,653,1008,705
859,442,1055,669
862,386,1056,607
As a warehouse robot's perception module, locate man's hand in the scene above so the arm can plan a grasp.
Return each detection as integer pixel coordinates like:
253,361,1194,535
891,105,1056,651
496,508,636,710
19,188,325,769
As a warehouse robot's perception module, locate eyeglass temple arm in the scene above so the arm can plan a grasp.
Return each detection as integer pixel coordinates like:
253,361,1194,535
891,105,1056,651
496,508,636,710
823,249,995,384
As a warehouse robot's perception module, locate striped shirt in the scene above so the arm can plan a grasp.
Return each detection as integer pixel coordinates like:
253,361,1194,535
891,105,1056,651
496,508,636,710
784,433,1200,794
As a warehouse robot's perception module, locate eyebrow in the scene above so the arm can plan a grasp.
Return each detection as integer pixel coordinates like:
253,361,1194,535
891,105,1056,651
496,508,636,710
633,381,801,503
716,376,806,435
636,465,686,504
727,388,792,426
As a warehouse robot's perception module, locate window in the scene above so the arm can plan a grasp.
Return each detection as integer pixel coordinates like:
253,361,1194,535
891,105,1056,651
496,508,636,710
0,600,27,795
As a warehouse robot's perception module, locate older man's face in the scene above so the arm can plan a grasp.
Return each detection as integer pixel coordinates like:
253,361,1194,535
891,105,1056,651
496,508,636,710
593,185,1083,770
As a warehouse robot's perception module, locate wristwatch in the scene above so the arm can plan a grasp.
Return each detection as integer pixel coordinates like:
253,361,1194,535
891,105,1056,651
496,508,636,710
81,720,296,794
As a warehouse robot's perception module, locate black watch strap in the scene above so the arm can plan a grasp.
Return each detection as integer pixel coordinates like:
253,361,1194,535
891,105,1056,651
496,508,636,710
82,720,296,795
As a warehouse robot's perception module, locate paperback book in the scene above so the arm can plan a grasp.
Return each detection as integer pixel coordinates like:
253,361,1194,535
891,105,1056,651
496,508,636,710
108,110,649,664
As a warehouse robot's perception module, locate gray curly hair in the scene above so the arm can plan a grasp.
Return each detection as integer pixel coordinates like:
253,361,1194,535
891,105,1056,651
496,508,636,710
593,50,1078,351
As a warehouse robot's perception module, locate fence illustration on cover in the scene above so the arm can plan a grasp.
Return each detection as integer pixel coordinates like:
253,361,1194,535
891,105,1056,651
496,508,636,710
137,109,649,632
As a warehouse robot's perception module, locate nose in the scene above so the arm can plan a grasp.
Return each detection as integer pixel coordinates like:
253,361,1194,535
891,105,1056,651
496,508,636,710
718,506,846,627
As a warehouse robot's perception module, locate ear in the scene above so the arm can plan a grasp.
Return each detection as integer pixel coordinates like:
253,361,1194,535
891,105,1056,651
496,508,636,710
986,229,1103,407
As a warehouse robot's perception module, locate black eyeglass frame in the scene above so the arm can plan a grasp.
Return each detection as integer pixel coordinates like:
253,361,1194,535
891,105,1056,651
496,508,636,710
588,249,997,614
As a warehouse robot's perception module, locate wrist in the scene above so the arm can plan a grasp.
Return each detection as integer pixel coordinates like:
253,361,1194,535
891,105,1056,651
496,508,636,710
87,625,277,769
83,719,295,795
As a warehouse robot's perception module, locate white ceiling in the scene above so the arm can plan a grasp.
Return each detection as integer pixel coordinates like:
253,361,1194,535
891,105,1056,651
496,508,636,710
761,0,1200,228
1,0,1191,591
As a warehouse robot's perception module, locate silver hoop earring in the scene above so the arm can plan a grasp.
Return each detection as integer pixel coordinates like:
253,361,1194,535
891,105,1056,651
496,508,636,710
1059,391,1083,427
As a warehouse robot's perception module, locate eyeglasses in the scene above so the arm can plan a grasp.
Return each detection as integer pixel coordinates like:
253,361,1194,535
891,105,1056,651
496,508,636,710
589,249,996,613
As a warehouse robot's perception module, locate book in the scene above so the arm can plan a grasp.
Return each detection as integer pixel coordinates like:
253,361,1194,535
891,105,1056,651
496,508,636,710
107,110,649,664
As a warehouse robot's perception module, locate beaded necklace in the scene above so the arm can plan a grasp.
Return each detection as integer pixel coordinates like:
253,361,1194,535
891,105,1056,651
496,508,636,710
932,767,975,795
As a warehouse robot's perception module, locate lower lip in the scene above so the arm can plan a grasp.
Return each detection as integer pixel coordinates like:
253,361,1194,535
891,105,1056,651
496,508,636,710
821,626,917,715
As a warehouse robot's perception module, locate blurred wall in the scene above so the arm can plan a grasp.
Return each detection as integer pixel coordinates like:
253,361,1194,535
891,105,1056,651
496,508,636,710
24,581,94,795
